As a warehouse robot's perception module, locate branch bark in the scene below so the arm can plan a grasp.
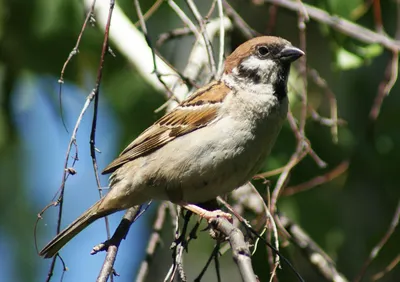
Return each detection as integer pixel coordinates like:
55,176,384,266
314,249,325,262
264,0,400,51
210,217,258,282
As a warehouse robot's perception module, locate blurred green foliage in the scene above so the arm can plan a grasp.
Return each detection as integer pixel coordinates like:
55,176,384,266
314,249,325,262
0,0,399,281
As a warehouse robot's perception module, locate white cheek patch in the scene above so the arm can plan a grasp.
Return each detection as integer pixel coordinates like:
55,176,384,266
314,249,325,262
240,56,278,82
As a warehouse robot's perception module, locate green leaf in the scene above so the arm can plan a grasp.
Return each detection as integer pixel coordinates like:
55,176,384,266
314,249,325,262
328,0,363,19
335,47,364,70
356,44,384,59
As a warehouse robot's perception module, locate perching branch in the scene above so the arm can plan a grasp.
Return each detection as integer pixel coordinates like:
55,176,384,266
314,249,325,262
96,206,142,282
209,217,258,282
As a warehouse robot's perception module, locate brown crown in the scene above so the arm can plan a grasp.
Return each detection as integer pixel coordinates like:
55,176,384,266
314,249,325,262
224,36,291,74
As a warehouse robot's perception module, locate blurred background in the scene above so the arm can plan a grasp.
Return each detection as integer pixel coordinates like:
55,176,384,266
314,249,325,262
0,0,399,281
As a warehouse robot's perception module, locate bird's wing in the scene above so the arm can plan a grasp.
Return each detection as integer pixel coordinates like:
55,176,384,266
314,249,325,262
102,81,232,174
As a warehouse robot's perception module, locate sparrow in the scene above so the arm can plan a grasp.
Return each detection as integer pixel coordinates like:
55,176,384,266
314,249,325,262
39,36,304,258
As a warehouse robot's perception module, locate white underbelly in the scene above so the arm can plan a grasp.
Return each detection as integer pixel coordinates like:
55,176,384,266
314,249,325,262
136,114,283,203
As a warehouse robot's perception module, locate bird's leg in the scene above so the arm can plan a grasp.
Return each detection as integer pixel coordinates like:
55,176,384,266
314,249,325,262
179,202,233,223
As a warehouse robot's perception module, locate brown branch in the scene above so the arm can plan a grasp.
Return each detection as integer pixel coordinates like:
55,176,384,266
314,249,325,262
136,204,168,282
282,161,349,196
58,0,97,131
223,1,258,39
156,27,192,47
194,243,222,282
369,0,399,122
89,2,115,277
278,214,348,282
135,0,178,100
133,0,164,27
164,210,192,282
217,197,305,282
209,217,258,282
266,4,279,34
369,50,399,121
270,110,324,213
263,0,400,51
95,206,141,282
372,0,384,34
307,68,340,143
371,254,400,281
295,0,309,137
40,3,100,282
354,200,400,282
42,85,95,282
186,0,217,78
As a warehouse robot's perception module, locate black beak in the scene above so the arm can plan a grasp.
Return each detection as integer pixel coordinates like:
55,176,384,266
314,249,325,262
279,46,304,62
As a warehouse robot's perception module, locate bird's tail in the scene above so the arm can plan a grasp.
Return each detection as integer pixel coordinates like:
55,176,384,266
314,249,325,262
39,199,119,258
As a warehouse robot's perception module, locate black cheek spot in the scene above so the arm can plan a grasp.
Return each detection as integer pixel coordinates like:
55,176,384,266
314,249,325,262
238,65,261,84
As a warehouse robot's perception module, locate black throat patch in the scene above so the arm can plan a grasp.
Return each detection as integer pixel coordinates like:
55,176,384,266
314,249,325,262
272,64,290,102
236,63,290,102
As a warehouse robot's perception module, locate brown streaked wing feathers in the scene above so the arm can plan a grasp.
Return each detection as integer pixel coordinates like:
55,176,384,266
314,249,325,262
102,81,231,174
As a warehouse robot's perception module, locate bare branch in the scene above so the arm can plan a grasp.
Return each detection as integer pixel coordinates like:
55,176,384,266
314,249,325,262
186,0,217,77
96,207,141,282
136,204,168,282
371,254,400,281
88,0,116,259
223,1,258,39
308,68,340,143
209,218,258,282
217,0,226,76
369,50,399,121
278,214,348,282
282,161,349,196
354,200,400,282
264,0,400,51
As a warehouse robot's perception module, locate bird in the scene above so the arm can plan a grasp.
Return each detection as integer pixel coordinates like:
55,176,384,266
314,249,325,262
39,36,304,258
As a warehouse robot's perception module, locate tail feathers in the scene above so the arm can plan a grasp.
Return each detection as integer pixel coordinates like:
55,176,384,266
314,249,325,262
39,200,118,258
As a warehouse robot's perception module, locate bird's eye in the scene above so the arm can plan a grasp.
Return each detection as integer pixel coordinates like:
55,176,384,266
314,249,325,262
257,46,269,57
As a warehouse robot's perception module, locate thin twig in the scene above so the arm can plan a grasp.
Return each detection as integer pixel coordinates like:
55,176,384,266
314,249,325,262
58,0,97,132
164,211,191,282
133,0,164,27
271,111,319,213
136,204,168,282
217,0,225,76
157,27,192,47
308,67,340,143
168,0,202,40
282,161,349,196
217,198,305,282
295,0,309,137
278,214,348,282
89,0,115,271
96,206,142,282
264,0,400,51
354,200,400,282
40,3,100,281
222,1,258,39
42,88,96,282
372,0,384,34
266,4,279,34
369,50,399,121
186,0,217,78
134,0,176,99
194,243,222,282
371,254,400,281
247,183,280,279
